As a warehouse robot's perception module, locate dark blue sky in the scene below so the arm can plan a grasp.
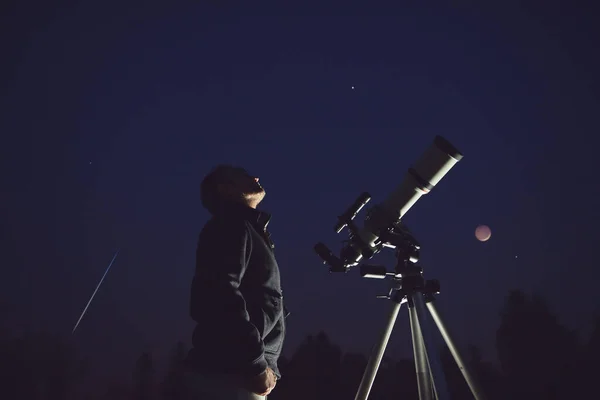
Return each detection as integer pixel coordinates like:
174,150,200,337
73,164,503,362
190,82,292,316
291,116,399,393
2,1,599,382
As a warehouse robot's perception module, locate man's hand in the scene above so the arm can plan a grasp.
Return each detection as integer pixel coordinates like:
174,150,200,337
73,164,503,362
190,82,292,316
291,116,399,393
245,367,277,396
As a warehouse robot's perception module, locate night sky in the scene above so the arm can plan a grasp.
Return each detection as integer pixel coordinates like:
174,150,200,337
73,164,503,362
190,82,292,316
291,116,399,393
2,1,599,383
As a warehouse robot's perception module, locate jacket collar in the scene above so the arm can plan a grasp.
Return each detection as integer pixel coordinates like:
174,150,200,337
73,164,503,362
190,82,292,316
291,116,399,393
212,201,271,232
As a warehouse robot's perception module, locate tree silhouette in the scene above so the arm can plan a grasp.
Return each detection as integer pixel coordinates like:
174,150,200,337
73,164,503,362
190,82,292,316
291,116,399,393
0,330,87,400
0,330,36,400
392,358,420,399
4,287,592,400
581,313,600,397
368,355,418,400
160,341,187,400
496,290,581,400
440,343,502,400
338,352,368,400
270,331,342,400
132,351,155,400
103,380,131,400
588,314,600,357
271,333,418,400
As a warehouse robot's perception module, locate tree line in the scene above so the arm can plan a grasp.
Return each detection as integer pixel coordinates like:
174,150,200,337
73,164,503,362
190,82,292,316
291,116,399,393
1,289,598,399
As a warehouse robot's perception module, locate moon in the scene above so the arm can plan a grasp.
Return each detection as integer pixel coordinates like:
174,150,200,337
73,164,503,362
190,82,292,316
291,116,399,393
475,225,492,242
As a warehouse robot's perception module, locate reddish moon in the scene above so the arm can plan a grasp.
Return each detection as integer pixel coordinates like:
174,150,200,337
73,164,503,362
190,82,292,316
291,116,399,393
475,225,492,242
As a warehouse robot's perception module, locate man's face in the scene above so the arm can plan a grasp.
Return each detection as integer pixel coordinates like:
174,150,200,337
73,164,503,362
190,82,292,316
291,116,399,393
218,167,266,208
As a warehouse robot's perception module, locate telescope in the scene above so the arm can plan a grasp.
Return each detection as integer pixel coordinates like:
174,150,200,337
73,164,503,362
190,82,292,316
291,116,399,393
313,136,487,400
315,135,463,273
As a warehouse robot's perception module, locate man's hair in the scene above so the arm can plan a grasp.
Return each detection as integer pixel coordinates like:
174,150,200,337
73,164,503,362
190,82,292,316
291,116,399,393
200,164,238,214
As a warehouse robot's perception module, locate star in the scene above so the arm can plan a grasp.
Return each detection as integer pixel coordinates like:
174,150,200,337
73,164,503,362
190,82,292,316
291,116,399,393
351,86,355,90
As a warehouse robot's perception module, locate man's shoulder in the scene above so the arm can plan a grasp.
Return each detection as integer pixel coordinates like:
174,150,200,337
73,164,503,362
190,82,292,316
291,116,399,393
201,215,250,237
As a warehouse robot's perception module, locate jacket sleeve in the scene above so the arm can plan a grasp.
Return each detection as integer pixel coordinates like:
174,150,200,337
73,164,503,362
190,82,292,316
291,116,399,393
193,219,267,377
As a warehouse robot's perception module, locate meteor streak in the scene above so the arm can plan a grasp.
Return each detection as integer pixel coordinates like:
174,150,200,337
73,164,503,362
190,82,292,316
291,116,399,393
72,249,120,334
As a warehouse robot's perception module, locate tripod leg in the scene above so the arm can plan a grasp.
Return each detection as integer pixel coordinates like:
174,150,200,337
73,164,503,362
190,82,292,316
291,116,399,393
425,299,487,400
424,349,439,400
409,295,434,400
354,301,403,400
414,294,451,400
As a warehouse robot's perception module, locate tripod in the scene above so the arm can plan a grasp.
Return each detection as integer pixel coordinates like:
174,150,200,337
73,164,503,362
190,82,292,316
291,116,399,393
354,234,487,400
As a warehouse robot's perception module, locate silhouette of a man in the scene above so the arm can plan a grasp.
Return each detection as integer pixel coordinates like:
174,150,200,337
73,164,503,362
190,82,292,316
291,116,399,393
185,165,286,399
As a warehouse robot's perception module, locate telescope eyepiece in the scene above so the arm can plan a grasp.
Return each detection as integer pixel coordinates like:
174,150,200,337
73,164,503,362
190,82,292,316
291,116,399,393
315,242,347,272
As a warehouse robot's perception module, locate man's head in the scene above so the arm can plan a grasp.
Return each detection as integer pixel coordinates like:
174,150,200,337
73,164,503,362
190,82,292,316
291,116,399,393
200,165,266,213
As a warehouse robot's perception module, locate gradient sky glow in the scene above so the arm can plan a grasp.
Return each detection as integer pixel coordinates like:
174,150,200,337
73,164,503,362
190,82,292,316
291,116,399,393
2,1,599,383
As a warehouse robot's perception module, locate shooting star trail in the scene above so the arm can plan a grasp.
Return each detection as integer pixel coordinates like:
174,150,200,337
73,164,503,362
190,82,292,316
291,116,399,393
72,249,120,334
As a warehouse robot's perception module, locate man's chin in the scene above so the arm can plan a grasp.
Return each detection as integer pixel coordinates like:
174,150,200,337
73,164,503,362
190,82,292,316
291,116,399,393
245,190,266,202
